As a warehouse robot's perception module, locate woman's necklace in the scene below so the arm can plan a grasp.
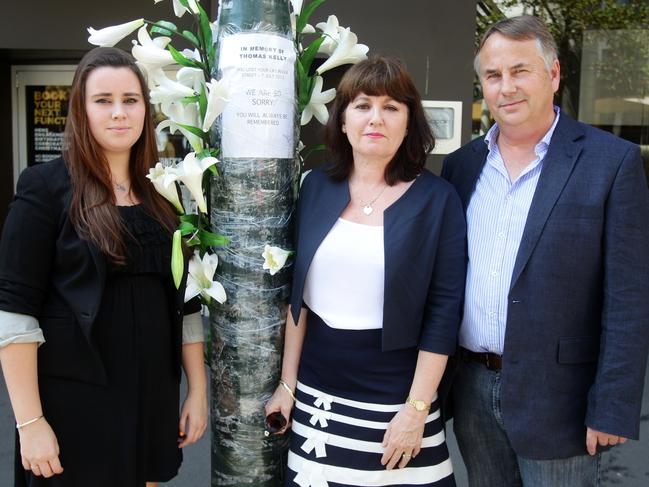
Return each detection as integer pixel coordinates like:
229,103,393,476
113,179,130,193
358,183,388,216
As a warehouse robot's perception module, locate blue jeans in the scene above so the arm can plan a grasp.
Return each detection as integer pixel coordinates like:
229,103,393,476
452,359,600,487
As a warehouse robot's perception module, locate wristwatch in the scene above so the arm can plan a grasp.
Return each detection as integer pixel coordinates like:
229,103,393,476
406,396,430,412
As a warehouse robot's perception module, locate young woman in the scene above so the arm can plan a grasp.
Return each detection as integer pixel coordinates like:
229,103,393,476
0,47,207,487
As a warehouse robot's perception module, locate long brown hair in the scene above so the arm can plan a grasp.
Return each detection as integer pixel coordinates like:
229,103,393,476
64,47,177,264
325,56,434,185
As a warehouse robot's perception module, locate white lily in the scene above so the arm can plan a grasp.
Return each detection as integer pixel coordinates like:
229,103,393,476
174,152,218,213
289,0,315,39
301,76,335,126
176,67,205,93
316,27,369,75
131,26,175,75
262,245,291,276
290,14,316,39
146,162,184,213
202,79,230,132
290,0,303,13
150,71,196,105
185,251,227,304
187,0,201,14
87,18,144,47
181,47,202,62
157,101,203,152
153,0,190,18
315,15,341,55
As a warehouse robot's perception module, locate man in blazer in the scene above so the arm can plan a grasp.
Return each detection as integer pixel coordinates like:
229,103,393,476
442,15,649,486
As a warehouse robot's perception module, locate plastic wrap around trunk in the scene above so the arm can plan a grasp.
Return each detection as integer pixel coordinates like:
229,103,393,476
209,1,297,485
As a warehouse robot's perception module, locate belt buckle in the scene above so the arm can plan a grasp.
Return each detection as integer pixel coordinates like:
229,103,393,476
485,353,492,370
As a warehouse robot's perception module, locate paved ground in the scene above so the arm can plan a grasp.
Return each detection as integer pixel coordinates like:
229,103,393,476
2,362,648,486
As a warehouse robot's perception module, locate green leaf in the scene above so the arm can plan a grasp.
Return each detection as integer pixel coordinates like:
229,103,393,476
171,230,184,289
182,94,200,104
182,30,200,47
168,44,203,69
178,221,197,236
176,0,190,8
150,20,178,36
177,122,209,139
198,83,208,122
209,147,220,158
208,165,218,176
299,35,325,75
196,2,214,69
180,214,199,225
196,148,212,160
199,230,229,248
297,0,326,34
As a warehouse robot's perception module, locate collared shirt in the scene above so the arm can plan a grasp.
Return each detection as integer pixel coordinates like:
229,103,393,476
460,108,560,354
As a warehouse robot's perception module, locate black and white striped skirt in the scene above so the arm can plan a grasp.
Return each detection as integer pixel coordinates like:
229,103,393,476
286,311,455,487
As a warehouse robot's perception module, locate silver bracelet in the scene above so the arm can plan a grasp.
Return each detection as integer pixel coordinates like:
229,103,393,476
278,379,296,401
16,415,44,430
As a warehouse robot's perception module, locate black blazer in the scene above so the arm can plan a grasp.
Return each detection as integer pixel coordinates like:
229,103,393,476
442,114,649,459
0,158,199,386
290,166,466,354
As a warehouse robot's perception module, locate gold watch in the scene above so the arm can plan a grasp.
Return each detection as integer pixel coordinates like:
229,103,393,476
406,396,430,412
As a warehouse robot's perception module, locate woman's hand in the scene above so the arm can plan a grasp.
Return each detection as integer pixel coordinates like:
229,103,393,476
380,405,427,470
264,383,295,435
18,418,64,478
178,389,208,448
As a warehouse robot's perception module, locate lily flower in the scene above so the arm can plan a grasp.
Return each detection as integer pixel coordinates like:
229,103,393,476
289,0,315,39
150,71,196,105
290,0,303,13
87,18,144,47
131,26,175,75
202,79,230,132
176,67,205,93
153,0,190,18
185,251,227,304
290,14,316,39
301,76,335,125
174,152,218,213
316,27,369,75
262,245,291,276
146,162,184,213
315,15,341,55
157,101,203,152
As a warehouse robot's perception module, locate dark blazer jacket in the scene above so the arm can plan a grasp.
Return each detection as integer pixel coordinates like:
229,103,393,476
289,166,466,355
442,114,649,459
0,158,199,386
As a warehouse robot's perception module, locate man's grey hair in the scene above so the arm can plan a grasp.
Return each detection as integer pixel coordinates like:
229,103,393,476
474,15,558,74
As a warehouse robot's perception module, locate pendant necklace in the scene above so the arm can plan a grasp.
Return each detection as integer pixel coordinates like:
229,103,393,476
113,179,130,193
359,184,388,216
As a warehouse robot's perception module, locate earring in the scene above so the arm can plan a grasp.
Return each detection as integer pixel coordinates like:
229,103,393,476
342,124,346,133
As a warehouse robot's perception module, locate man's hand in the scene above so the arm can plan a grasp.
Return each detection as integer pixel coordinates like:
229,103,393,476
586,427,627,455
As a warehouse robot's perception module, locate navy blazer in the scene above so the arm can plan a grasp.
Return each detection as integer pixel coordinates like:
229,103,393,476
0,158,200,386
443,114,649,459
290,166,466,354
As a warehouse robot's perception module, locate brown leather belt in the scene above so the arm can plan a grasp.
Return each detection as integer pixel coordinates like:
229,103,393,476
460,347,503,372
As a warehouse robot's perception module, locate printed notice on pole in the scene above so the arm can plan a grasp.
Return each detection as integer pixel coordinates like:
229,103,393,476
26,86,70,166
218,33,296,159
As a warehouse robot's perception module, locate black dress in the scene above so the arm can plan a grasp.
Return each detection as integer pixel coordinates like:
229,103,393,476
16,205,183,487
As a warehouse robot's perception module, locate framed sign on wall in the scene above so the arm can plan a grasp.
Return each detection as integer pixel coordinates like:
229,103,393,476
422,100,463,155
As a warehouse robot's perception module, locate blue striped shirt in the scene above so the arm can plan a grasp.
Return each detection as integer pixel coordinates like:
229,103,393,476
460,109,560,354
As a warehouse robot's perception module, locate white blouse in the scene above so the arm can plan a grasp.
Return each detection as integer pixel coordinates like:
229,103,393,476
303,218,385,330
